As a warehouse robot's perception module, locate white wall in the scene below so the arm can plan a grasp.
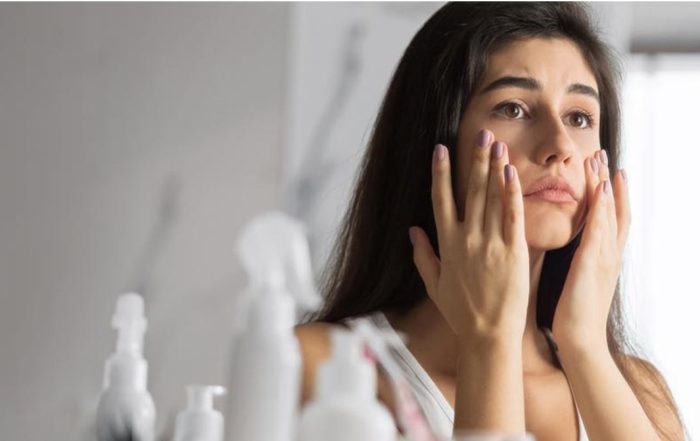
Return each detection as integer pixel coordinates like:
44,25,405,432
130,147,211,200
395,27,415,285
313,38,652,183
283,2,443,275
0,3,288,440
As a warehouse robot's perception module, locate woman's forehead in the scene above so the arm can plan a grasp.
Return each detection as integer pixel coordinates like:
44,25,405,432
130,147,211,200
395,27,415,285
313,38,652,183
478,37,599,96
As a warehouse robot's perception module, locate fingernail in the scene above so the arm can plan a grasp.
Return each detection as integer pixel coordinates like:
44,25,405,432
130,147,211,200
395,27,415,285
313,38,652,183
601,149,609,166
477,129,491,148
491,141,504,159
434,144,446,161
504,164,514,182
408,227,416,245
603,180,610,194
591,158,599,173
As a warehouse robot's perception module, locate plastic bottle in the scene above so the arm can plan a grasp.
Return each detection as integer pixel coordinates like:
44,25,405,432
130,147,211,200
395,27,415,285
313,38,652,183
96,293,156,441
297,328,397,441
174,385,227,441
226,211,320,441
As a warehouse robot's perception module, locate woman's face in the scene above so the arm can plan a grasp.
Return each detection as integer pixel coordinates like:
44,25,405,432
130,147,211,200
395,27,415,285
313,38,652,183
456,37,601,251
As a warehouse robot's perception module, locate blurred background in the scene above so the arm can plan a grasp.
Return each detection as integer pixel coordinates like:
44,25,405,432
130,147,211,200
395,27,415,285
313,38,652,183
1,2,699,440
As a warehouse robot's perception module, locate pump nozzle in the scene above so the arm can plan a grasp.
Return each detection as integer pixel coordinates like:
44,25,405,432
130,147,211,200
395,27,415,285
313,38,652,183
235,211,320,313
186,385,227,411
175,385,227,441
330,327,362,361
112,292,147,355
317,328,376,400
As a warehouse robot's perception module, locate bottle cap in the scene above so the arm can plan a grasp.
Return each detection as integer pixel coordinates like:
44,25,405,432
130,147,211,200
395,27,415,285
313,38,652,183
174,385,227,441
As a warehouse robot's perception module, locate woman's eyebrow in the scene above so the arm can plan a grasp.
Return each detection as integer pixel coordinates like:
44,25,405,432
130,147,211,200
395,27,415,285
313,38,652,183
479,76,600,104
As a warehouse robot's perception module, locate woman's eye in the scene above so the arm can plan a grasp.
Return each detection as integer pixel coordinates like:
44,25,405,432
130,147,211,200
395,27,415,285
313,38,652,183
495,102,526,119
494,103,595,129
568,111,595,129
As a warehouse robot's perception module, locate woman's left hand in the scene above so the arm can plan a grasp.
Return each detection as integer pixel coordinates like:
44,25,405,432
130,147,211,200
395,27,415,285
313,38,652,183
551,149,631,355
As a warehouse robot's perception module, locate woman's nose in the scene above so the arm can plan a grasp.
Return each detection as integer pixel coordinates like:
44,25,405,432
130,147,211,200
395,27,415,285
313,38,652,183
533,113,576,166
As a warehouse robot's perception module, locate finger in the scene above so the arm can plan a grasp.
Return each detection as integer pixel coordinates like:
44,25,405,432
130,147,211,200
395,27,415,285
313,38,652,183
409,226,441,300
580,180,608,252
597,149,617,234
585,154,601,213
582,154,602,247
502,163,526,246
602,179,616,238
614,169,631,252
597,149,610,182
464,129,494,235
484,141,509,239
431,144,457,243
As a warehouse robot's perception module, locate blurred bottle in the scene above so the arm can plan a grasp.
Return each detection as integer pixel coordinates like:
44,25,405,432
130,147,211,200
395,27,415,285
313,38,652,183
96,293,156,441
225,211,320,441
296,328,396,441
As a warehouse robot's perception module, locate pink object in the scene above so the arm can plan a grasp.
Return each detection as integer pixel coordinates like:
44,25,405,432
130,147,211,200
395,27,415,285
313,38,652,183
362,343,378,364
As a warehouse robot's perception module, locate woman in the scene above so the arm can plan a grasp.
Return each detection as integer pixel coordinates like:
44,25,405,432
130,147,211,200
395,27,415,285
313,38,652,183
295,3,686,440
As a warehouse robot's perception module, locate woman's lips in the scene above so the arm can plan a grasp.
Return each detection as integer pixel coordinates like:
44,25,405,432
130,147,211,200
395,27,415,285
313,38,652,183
523,175,579,203
524,189,577,203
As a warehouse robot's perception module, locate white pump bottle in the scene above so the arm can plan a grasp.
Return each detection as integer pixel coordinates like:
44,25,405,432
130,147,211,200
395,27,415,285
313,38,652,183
296,328,397,441
174,385,227,441
96,292,156,441
226,211,319,441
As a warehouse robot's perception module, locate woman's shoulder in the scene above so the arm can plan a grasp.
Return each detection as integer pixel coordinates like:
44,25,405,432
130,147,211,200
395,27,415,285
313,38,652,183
294,321,345,355
294,312,381,358
294,320,351,354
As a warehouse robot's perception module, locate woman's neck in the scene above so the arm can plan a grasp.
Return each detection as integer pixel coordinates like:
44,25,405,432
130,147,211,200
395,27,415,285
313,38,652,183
384,249,558,379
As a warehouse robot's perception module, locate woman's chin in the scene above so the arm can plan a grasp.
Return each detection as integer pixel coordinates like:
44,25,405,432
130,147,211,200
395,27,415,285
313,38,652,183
524,222,578,251
523,203,583,251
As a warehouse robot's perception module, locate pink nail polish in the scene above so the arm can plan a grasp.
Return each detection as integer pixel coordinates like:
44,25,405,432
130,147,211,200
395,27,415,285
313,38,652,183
603,180,610,194
477,129,491,148
504,164,514,182
434,144,446,161
591,158,599,173
601,149,609,166
491,141,504,159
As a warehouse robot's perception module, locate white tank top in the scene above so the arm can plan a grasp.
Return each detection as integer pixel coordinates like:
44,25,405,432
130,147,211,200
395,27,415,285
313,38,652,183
344,311,589,441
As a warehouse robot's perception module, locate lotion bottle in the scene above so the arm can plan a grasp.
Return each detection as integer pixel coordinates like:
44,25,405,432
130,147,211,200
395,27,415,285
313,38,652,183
297,328,397,441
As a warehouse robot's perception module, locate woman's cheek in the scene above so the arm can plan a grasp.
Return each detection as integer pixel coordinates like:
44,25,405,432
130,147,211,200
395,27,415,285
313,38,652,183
487,122,525,143
569,128,600,151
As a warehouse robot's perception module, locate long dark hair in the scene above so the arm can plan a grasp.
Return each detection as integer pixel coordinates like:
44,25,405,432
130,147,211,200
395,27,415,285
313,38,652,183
308,2,684,438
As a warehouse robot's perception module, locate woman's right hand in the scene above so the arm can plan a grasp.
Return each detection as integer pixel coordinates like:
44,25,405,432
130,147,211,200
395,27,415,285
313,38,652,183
409,129,530,344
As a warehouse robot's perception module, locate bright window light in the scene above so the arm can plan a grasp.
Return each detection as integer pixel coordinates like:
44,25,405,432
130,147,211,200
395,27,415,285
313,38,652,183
622,53,700,436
